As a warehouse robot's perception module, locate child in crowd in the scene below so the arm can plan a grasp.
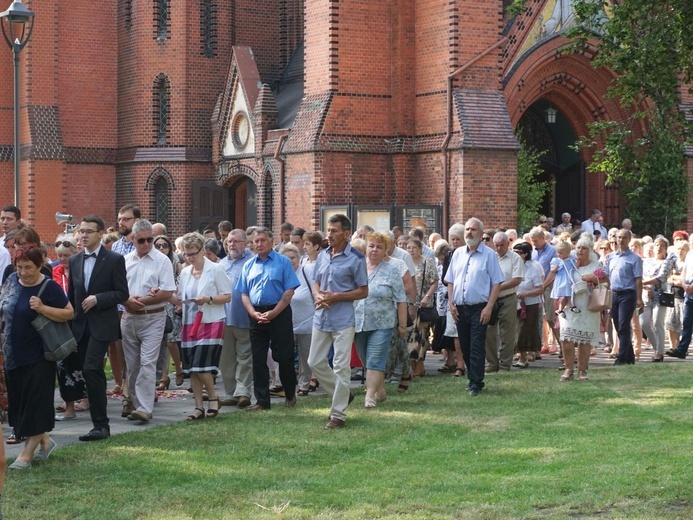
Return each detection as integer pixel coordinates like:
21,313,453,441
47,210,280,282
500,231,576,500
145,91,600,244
548,241,580,317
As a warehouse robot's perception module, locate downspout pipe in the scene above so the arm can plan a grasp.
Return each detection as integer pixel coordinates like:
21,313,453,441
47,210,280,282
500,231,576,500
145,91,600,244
441,37,509,235
274,133,289,225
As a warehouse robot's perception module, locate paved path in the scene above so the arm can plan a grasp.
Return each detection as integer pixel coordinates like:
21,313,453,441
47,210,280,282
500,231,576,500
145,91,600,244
3,344,689,461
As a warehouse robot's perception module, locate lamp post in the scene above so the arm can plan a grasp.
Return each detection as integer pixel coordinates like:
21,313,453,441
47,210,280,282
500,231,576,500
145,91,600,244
0,0,34,207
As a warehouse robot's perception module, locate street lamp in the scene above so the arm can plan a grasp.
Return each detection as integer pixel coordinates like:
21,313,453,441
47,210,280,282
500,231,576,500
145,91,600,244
0,0,34,207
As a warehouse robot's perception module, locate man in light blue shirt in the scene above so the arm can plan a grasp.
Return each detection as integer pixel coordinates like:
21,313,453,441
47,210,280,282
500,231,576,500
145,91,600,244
219,229,254,408
309,214,368,429
445,218,504,396
606,229,643,365
237,228,300,410
530,226,558,347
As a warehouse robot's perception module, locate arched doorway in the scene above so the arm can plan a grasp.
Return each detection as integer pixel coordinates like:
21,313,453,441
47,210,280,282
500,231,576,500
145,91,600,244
229,176,257,230
517,99,584,221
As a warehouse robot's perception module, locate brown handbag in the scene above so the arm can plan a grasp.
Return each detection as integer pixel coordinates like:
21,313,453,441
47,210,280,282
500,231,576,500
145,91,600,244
587,285,613,312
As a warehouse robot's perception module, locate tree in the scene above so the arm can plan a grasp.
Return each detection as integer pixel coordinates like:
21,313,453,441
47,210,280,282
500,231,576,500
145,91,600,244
567,0,693,237
516,134,548,233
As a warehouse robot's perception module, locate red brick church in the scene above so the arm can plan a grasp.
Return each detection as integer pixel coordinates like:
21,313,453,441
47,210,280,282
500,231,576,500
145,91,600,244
1,0,691,239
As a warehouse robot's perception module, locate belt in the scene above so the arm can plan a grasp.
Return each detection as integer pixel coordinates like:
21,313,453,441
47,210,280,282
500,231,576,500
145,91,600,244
456,302,486,310
253,304,277,312
497,293,516,301
127,306,166,315
612,289,635,294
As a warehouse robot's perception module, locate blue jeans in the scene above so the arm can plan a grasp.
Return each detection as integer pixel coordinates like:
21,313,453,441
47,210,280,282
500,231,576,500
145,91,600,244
674,297,693,356
611,289,636,363
354,328,393,371
455,304,487,391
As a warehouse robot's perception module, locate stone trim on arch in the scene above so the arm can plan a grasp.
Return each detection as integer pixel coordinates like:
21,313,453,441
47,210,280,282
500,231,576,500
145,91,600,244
216,162,261,188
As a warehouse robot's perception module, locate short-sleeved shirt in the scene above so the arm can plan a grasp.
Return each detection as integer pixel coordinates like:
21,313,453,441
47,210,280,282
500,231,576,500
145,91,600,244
551,256,578,298
519,260,544,306
220,249,253,328
111,236,135,257
354,261,406,332
236,249,300,306
312,243,368,332
531,242,557,279
444,244,505,306
124,248,176,310
1,274,69,370
605,249,643,291
497,249,525,298
291,263,316,335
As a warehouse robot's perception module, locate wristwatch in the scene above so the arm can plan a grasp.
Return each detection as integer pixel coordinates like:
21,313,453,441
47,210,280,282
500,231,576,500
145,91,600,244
208,296,213,305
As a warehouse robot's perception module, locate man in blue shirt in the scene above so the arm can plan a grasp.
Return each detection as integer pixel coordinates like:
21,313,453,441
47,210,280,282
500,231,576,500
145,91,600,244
219,229,254,408
237,227,300,410
605,229,643,365
530,226,558,350
445,218,504,396
309,214,368,429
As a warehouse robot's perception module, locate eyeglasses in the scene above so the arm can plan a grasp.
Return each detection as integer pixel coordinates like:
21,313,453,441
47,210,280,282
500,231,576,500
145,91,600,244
155,242,170,249
55,241,75,248
78,229,98,235
227,239,246,244
183,248,203,259
482,237,491,242
599,247,608,250
136,237,154,244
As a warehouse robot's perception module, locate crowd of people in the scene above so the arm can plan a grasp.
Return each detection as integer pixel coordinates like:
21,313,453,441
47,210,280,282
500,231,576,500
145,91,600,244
0,203,691,473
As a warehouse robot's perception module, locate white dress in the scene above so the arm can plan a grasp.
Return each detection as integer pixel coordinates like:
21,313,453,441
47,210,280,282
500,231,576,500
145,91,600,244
558,260,601,346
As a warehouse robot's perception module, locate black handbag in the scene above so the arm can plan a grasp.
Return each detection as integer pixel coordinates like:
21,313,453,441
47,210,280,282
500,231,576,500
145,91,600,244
164,315,173,334
31,278,78,362
416,259,438,323
659,291,675,308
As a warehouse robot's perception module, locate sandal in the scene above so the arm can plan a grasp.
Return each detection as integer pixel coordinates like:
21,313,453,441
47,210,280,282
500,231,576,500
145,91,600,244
578,370,589,381
175,371,184,387
297,388,310,397
6,431,26,444
186,407,205,421
308,378,319,392
205,398,221,418
74,400,90,412
106,385,123,396
397,376,411,394
560,370,574,382
437,364,455,374
453,368,465,377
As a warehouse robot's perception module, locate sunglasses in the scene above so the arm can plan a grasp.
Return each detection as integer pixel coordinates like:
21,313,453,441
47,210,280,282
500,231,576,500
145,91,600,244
183,248,203,259
155,242,170,249
137,237,154,244
55,241,75,248
482,237,492,242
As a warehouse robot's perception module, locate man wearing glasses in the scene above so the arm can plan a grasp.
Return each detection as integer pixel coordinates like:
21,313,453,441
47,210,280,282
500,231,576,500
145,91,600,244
111,204,141,256
218,229,254,408
120,220,176,422
68,215,129,441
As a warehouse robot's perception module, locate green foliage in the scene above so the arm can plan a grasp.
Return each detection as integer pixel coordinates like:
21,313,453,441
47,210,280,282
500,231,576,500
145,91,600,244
516,134,548,232
568,0,692,236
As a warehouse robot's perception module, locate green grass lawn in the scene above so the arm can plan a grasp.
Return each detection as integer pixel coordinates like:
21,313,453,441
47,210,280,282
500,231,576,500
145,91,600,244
5,363,693,519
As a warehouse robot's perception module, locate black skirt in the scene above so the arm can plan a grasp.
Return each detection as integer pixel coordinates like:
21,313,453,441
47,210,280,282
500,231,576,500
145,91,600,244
6,359,56,438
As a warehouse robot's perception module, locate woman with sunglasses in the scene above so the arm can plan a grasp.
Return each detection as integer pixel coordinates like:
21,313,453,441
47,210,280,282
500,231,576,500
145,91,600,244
153,235,185,390
173,232,231,420
51,234,88,421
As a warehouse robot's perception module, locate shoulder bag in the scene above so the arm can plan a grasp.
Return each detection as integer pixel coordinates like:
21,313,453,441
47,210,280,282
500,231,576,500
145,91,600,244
31,278,78,361
417,260,438,323
587,284,613,313
659,291,675,308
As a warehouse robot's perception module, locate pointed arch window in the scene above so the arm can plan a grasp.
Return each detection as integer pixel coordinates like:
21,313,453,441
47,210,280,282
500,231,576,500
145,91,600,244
201,0,217,57
154,177,170,226
155,0,170,40
154,74,171,145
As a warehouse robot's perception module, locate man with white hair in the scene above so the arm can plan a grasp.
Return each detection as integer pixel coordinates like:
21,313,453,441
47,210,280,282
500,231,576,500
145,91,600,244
554,213,572,234
530,226,558,349
445,218,504,396
621,218,633,232
485,232,524,373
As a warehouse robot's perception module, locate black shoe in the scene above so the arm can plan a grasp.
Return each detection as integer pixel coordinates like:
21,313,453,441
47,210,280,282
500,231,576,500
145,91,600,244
468,388,480,397
348,391,355,405
665,349,686,359
612,359,629,366
79,427,110,442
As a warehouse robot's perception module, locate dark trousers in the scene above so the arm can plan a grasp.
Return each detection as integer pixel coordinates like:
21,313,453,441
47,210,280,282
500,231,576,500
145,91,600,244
249,306,297,408
77,325,111,430
455,304,487,391
611,290,636,364
674,297,693,356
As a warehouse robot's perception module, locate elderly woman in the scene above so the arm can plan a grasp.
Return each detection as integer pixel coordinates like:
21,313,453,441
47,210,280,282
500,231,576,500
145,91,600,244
204,238,221,263
355,232,407,407
666,232,690,349
279,243,315,396
513,241,544,368
174,232,232,420
406,237,438,371
52,234,87,421
441,223,467,377
641,236,675,362
1,245,74,468
558,233,609,381
431,240,453,356
154,235,184,389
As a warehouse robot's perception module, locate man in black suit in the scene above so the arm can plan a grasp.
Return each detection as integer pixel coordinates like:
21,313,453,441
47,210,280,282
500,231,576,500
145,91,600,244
68,215,129,441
